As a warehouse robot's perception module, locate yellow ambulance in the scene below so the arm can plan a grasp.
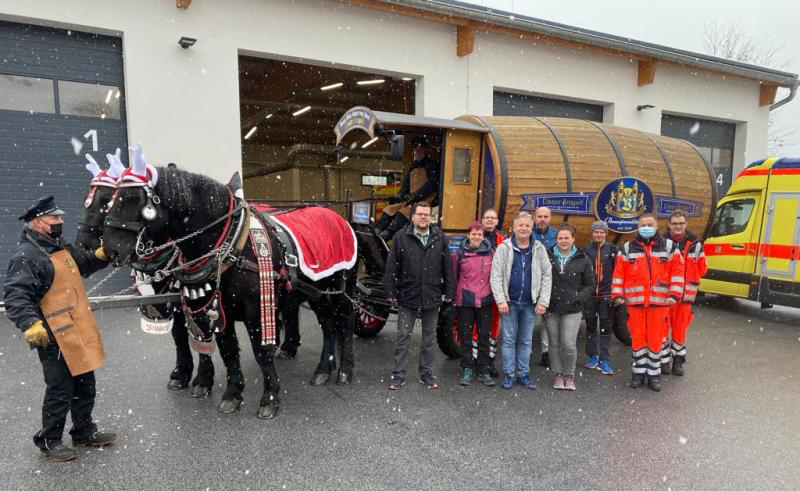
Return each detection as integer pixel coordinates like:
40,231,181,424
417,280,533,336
701,157,800,308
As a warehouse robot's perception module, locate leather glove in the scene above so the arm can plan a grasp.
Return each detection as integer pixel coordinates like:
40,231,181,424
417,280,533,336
95,247,108,261
24,321,49,347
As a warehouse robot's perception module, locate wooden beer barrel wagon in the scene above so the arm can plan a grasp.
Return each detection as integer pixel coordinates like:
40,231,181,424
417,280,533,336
333,107,717,357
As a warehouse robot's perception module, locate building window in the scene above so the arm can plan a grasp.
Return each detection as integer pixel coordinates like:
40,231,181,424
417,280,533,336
452,148,472,183
0,74,55,114
661,114,735,195
58,81,121,119
493,91,603,121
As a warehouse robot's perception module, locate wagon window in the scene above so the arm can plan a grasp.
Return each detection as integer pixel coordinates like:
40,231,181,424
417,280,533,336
452,148,472,184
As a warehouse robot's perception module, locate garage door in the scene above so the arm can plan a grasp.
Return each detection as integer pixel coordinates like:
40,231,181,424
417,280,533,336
0,20,130,296
493,91,603,121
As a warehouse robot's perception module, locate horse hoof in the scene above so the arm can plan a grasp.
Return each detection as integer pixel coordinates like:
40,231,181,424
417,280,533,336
190,385,211,399
257,404,280,419
336,372,353,385
167,378,189,390
309,373,330,386
218,398,243,414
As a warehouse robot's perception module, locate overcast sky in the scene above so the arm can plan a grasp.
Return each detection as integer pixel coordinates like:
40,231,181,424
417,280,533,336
470,0,800,158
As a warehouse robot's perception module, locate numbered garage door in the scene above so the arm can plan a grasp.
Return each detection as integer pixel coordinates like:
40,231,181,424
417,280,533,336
0,20,130,296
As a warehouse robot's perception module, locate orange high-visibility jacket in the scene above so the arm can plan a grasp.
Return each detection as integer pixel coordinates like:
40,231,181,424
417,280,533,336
667,231,707,304
611,234,684,307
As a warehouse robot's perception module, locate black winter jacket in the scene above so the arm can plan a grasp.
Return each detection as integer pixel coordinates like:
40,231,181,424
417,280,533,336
384,224,454,310
3,229,109,333
546,246,595,314
583,241,618,297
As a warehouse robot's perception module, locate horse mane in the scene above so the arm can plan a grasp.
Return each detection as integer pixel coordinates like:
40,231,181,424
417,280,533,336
154,167,230,218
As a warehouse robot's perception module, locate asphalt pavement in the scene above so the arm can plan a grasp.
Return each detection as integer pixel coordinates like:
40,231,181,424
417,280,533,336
1,296,798,491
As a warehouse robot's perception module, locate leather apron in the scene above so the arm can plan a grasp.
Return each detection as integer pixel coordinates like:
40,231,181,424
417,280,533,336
383,167,437,219
40,250,105,376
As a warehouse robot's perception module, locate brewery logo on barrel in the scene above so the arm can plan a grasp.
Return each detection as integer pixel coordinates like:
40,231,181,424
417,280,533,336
595,177,654,233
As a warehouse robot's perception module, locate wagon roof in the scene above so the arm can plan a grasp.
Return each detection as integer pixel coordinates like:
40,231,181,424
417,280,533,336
334,106,488,145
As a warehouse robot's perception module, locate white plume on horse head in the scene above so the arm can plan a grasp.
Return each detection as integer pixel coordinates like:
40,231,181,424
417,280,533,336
85,154,102,178
126,143,159,186
106,147,126,179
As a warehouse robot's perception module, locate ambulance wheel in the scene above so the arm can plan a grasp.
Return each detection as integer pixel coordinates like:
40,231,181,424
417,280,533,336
436,303,460,359
612,305,631,346
351,302,389,338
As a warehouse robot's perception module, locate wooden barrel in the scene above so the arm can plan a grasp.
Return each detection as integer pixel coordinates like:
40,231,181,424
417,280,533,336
460,116,717,246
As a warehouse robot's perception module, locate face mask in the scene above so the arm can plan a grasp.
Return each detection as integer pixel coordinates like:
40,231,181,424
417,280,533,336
48,223,63,239
638,226,656,239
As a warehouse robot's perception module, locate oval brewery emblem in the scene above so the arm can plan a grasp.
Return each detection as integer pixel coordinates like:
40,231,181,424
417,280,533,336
595,177,654,233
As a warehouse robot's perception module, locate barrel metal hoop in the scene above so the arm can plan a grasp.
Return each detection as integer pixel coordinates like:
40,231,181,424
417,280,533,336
643,134,677,198
535,117,572,192
588,121,627,176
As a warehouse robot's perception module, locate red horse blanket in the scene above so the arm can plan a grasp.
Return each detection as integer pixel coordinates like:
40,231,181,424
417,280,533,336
256,206,357,282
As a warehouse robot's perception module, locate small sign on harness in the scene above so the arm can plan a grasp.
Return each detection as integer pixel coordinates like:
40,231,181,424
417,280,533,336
249,218,277,346
140,316,173,335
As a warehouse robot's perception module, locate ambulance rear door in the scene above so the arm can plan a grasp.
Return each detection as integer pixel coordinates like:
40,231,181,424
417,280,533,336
701,192,762,297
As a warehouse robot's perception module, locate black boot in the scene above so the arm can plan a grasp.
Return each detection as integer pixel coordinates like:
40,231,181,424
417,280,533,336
40,443,76,462
630,373,645,388
672,355,685,376
73,431,117,447
648,375,662,392
379,213,408,241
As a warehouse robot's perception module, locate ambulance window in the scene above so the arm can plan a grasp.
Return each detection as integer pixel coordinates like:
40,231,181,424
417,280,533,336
709,199,755,237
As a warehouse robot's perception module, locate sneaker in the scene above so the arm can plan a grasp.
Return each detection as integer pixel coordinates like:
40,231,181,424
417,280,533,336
501,374,514,390
563,374,576,391
418,373,439,389
539,352,550,367
388,377,407,391
553,373,565,390
518,375,538,390
39,443,76,462
477,372,496,387
630,373,645,388
599,360,614,375
460,367,474,386
72,431,117,448
584,356,600,370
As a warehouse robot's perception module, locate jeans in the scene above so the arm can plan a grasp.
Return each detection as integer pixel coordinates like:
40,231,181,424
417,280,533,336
457,305,492,372
392,305,440,380
545,312,583,376
584,297,611,361
500,302,536,378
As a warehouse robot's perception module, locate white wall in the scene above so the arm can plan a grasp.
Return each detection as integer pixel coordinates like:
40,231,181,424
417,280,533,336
1,0,770,179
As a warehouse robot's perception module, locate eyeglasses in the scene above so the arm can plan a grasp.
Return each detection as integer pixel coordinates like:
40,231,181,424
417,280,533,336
414,213,431,217
670,222,687,227
483,216,498,220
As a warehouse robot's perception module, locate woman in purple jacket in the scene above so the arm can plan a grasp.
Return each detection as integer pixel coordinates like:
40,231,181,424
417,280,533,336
453,221,496,387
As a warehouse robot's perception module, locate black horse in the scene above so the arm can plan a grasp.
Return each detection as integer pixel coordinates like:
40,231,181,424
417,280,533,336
101,165,356,419
77,161,217,397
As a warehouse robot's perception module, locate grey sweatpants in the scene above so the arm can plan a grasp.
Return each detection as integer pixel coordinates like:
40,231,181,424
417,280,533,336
392,305,439,380
545,312,583,376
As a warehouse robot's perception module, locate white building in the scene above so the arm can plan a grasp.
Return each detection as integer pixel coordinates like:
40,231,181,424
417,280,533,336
1,0,797,284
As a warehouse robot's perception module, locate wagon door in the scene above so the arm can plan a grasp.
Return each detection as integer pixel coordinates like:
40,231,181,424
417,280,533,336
440,130,482,233
759,192,800,281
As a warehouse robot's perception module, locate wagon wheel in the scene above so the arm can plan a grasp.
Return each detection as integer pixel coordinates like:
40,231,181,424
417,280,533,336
436,303,460,359
351,301,390,338
611,304,631,346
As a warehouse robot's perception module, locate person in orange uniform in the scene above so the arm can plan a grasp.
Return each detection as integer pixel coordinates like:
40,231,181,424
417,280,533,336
612,213,684,392
661,210,707,376
480,208,505,377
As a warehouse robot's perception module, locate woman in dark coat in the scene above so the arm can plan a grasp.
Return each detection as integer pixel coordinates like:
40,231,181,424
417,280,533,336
546,223,594,391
